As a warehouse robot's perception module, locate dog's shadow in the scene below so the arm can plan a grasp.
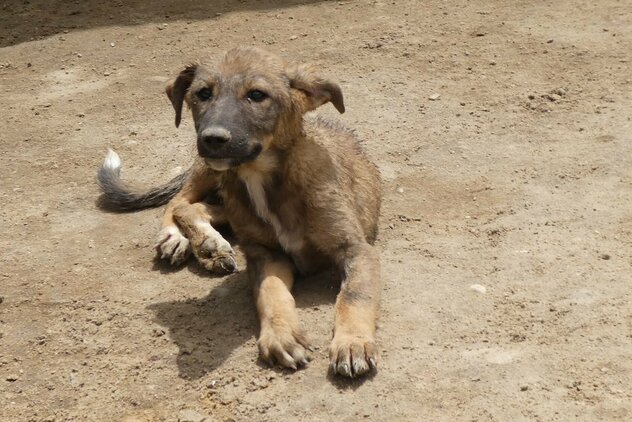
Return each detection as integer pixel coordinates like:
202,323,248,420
146,267,252,380
147,258,340,381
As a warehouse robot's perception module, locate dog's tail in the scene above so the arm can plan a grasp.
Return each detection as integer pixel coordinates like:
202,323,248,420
97,149,188,211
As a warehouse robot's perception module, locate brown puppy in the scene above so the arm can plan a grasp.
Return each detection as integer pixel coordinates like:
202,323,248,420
98,47,383,378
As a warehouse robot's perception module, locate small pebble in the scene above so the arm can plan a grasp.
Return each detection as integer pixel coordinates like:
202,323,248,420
600,253,610,260
397,187,404,193
544,93,561,102
469,284,486,294
520,385,529,391
428,93,440,101
289,35,298,40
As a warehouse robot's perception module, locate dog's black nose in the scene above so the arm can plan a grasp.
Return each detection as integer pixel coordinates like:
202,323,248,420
201,134,230,145
199,127,231,147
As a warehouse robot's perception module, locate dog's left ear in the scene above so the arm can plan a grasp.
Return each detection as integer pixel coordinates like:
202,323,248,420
287,64,345,114
165,64,197,128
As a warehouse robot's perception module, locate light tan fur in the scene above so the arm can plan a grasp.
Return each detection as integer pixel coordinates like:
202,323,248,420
153,47,383,378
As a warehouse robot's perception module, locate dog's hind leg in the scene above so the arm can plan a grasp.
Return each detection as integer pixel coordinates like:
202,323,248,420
248,249,311,370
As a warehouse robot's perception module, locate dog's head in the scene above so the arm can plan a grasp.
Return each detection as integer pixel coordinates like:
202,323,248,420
165,47,345,171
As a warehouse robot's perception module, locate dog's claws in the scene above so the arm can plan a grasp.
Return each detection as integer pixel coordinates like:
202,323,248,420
258,326,310,372
193,236,237,274
199,253,237,275
329,335,378,378
277,351,297,370
156,226,191,265
337,363,351,377
218,256,237,273
368,357,377,369
352,359,370,377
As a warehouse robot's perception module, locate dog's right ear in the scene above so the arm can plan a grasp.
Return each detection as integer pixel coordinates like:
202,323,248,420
165,64,197,128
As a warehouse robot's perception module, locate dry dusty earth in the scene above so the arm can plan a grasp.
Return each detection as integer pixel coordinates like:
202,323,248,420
1,0,631,421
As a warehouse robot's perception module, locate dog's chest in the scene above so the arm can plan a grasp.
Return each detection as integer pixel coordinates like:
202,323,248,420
237,171,305,255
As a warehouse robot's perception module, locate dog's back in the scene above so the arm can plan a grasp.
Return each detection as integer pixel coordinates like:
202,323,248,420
300,116,382,244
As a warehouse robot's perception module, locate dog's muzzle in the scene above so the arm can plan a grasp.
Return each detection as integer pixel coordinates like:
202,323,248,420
197,126,262,165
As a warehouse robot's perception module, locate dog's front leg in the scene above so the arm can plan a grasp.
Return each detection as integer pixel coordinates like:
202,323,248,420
172,202,235,274
248,249,311,370
330,242,382,378
155,196,194,265
155,163,231,271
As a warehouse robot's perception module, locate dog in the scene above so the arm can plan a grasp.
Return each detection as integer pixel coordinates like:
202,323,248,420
98,47,383,378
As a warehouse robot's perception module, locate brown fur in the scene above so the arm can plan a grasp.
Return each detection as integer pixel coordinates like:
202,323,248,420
145,47,382,377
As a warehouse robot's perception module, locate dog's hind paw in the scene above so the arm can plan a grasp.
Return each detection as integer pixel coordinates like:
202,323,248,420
193,236,237,275
155,226,191,265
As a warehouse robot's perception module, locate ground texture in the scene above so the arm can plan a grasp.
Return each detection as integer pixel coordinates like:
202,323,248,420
1,0,631,420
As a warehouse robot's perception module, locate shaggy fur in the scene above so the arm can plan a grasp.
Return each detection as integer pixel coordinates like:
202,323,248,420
97,47,383,378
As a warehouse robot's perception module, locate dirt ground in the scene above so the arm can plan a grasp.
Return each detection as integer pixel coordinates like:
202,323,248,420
1,0,631,420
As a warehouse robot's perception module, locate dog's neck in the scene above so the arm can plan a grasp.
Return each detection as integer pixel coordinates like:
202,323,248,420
235,147,305,254
236,147,281,178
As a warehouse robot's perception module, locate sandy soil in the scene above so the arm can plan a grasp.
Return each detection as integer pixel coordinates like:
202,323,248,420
1,0,631,420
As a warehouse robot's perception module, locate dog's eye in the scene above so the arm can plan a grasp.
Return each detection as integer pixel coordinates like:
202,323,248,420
247,90,268,102
196,88,213,101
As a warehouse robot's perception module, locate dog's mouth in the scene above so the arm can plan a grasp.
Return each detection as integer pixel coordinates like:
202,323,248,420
202,144,263,170
231,144,263,164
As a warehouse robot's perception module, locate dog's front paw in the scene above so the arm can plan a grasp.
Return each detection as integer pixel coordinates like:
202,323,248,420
329,333,378,378
192,235,237,275
258,324,312,370
155,226,191,265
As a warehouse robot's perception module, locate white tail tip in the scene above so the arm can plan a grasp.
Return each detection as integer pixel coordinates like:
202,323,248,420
103,148,121,171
